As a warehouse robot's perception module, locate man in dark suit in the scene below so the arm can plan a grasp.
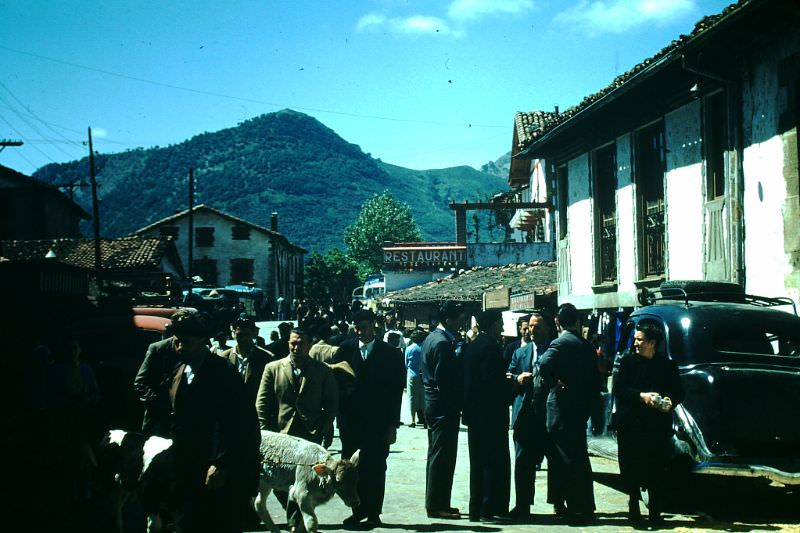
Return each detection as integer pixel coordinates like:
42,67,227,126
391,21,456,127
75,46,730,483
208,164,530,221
330,309,405,528
133,309,261,533
461,310,512,522
219,317,275,405
507,312,552,519
538,303,601,524
420,301,465,519
502,315,530,368
265,321,293,359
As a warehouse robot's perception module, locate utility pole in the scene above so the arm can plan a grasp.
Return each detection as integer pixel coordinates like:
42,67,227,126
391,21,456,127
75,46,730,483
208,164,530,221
88,127,101,272
0,139,23,154
187,167,194,285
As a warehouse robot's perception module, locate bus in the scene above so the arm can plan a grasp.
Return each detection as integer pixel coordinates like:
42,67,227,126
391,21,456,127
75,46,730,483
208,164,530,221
352,273,385,311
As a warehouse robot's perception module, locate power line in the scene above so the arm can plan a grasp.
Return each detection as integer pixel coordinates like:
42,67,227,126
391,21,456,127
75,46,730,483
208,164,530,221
0,81,87,154
0,92,78,159
0,43,506,129
0,112,58,164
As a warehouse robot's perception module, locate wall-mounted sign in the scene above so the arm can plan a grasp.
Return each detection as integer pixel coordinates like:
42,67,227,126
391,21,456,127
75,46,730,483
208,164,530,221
483,287,510,310
383,246,467,270
510,291,536,310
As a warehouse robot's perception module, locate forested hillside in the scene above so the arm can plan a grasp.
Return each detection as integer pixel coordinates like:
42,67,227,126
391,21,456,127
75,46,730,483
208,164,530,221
33,109,506,253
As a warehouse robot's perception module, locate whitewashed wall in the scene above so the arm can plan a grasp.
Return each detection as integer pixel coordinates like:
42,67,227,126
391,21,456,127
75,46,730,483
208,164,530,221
567,154,594,305
741,34,798,302
665,101,704,280
615,133,638,306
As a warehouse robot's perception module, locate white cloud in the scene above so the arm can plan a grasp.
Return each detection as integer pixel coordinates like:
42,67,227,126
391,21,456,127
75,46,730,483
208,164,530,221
356,12,388,31
555,0,696,35
356,13,458,36
448,0,535,21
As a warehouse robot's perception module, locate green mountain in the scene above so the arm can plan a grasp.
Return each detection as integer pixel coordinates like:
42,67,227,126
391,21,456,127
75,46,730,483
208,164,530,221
33,109,506,253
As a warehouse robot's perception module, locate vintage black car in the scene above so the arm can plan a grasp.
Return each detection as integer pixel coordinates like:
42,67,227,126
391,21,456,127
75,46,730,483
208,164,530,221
590,281,800,487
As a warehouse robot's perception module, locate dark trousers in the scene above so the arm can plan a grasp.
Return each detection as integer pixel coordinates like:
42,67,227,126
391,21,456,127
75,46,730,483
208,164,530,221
424,411,460,512
548,424,595,514
467,424,510,518
512,424,546,510
618,427,670,514
341,423,390,519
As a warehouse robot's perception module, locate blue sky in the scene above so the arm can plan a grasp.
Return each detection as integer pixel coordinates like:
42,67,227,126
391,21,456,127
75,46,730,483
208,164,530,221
1,0,733,175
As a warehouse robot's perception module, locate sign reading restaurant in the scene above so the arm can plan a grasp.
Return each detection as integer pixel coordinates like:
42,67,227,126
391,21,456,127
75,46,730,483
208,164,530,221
383,244,467,270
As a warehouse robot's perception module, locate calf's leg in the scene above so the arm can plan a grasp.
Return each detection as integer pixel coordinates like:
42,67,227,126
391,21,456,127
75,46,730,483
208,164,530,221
255,478,281,533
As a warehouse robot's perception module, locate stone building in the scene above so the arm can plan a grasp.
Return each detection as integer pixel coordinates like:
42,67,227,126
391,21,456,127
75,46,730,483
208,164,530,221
133,204,305,310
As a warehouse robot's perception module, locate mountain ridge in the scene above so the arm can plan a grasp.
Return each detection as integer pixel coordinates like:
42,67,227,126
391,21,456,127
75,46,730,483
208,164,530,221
33,109,507,253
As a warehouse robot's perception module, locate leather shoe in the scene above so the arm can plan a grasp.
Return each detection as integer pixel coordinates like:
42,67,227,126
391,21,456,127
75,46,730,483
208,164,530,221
427,509,460,519
365,516,383,527
343,513,366,527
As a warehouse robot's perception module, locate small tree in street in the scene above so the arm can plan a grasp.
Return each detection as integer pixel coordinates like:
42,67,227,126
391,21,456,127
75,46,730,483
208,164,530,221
304,248,361,304
344,191,422,279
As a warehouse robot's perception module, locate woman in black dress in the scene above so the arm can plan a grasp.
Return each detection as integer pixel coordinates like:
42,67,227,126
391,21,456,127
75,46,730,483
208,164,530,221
613,321,684,525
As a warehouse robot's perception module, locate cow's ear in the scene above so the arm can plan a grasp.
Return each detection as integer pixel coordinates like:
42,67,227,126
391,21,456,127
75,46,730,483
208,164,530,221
349,449,361,467
312,463,331,477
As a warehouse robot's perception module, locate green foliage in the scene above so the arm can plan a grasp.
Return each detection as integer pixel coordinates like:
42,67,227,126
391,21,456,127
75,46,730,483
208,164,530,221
304,248,360,303
344,192,422,279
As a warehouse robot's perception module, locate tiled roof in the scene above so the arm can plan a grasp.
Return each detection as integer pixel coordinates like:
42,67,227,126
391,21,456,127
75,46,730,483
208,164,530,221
0,236,174,270
514,111,560,151
385,261,557,303
521,0,753,152
134,204,307,254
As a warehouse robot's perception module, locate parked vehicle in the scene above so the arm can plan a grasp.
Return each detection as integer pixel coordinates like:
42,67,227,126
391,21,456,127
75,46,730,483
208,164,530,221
589,281,800,487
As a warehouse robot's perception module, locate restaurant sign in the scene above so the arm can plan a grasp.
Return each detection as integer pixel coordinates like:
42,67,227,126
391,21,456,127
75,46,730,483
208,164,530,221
383,247,467,270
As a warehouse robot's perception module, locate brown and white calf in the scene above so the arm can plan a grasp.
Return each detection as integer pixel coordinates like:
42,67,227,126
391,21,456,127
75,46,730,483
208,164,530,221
256,430,360,533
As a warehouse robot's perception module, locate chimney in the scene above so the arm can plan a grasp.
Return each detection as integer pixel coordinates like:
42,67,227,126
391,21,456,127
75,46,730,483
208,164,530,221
270,212,278,232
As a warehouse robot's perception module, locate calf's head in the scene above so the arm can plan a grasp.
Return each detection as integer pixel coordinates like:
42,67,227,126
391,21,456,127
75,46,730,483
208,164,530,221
312,449,360,508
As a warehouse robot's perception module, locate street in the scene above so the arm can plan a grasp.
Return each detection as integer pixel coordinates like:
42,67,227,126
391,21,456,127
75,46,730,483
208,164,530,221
257,391,800,532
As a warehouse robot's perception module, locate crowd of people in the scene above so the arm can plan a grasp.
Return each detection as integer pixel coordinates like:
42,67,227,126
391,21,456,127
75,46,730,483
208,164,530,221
19,297,683,532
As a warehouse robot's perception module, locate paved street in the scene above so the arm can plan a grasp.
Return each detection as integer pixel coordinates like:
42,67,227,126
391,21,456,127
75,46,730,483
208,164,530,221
257,392,800,533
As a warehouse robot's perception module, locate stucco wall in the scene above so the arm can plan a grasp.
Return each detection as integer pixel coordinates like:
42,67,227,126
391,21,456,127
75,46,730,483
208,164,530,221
140,212,271,293
567,154,594,298
467,241,554,266
385,270,441,293
665,100,704,280
615,133,638,305
741,33,799,301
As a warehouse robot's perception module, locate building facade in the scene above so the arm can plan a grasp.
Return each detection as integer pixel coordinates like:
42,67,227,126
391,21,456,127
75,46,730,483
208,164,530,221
134,205,305,309
0,164,90,240
514,0,799,311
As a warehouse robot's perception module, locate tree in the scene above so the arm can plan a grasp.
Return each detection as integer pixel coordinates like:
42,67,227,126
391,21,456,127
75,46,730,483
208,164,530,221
344,191,422,279
304,248,361,304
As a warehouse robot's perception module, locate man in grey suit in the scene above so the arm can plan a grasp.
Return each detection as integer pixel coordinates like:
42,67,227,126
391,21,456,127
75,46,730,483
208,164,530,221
538,303,600,524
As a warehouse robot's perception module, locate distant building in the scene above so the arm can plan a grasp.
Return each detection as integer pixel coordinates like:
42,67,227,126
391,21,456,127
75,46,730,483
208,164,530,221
0,164,90,240
133,205,305,311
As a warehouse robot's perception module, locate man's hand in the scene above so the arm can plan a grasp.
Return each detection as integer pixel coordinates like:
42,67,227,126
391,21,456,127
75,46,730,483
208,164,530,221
205,465,226,490
517,371,533,385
